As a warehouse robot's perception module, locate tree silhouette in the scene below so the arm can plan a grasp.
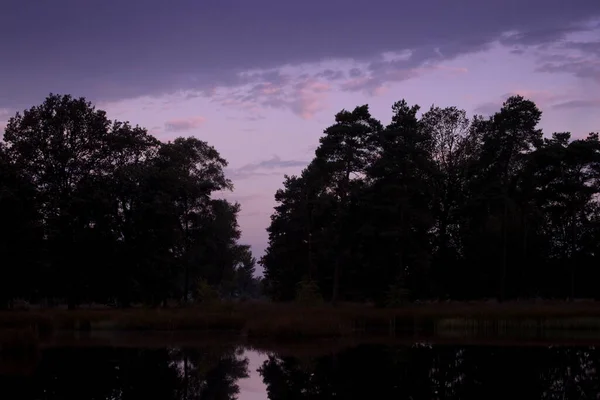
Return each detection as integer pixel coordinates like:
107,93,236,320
0,94,256,307
262,96,600,301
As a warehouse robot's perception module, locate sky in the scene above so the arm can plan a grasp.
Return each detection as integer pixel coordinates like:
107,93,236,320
1,0,600,268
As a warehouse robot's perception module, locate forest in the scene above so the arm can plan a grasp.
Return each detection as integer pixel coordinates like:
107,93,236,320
261,96,600,304
0,94,260,308
1,94,600,308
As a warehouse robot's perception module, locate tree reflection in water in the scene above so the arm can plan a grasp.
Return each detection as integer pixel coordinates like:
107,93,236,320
259,344,600,400
0,345,248,400
2,343,600,399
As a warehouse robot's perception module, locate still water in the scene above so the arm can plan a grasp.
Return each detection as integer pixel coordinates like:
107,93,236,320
2,342,600,399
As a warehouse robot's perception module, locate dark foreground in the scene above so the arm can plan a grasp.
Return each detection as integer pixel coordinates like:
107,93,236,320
4,302,600,399
3,334,600,399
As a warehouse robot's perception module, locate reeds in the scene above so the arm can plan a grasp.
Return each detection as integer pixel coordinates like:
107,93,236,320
3,300,600,344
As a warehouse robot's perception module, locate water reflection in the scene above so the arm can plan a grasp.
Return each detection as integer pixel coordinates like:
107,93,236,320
259,345,600,399
3,343,600,399
0,345,256,400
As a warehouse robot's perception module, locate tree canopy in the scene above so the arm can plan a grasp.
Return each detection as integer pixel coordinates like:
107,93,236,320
261,96,600,303
0,94,259,308
2,93,600,307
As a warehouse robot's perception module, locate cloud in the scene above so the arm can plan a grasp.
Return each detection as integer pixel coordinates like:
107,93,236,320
164,116,206,132
339,60,468,95
288,79,331,119
552,99,600,109
532,39,600,82
348,68,364,78
228,155,308,180
500,27,580,47
2,0,599,108
340,67,420,95
314,69,345,81
568,41,600,55
538,59,600,82
218,76,331,119
241,155,308,170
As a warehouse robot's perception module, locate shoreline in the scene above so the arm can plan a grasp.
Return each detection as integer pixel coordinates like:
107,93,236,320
2,302,600,346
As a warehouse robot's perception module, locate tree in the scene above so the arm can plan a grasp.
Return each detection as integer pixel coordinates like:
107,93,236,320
0,143,42,306
360,100,436,301
262,95,600,302
419,106,472,297
308,105,383,303
3,94,129,306
0,94,252,307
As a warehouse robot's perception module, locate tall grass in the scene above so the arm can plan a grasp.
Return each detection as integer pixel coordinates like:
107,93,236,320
3,300,600,347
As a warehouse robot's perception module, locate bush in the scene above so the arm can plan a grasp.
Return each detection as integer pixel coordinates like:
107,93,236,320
195,279,220,304
295,280,323,305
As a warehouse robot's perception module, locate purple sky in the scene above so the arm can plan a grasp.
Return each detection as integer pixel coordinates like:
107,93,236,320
1,1,600,269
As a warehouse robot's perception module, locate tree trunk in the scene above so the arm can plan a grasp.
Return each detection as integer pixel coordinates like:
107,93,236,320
182,197,190,304
570,214,577,300
332,161,351,305
184,264,189,304
500,196,508,302
332,258,340,305
307,198,314,281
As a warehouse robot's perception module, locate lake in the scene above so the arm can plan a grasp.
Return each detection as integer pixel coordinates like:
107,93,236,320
2,337,600,399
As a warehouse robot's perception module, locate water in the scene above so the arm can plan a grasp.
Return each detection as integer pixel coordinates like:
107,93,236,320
2,341,600,399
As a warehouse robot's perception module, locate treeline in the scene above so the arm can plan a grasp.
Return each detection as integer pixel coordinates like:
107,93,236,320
261,96,600,303
0,94,260,308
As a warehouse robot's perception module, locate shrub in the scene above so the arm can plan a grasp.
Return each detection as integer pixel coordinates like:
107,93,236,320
295,280,323,305
195,279,220,304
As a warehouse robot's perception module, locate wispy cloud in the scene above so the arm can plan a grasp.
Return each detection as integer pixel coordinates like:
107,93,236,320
288,79,331,119
538,58,600,82
533,38,600,83
552,99,600,109
339,60,468,95
164,116,206,132
217,75,331,119
228,155,308,180
339,63,421,95
314,69,345,81
240,155,308,170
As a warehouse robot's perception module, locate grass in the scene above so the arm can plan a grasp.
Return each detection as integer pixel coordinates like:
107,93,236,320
4,300,600,352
